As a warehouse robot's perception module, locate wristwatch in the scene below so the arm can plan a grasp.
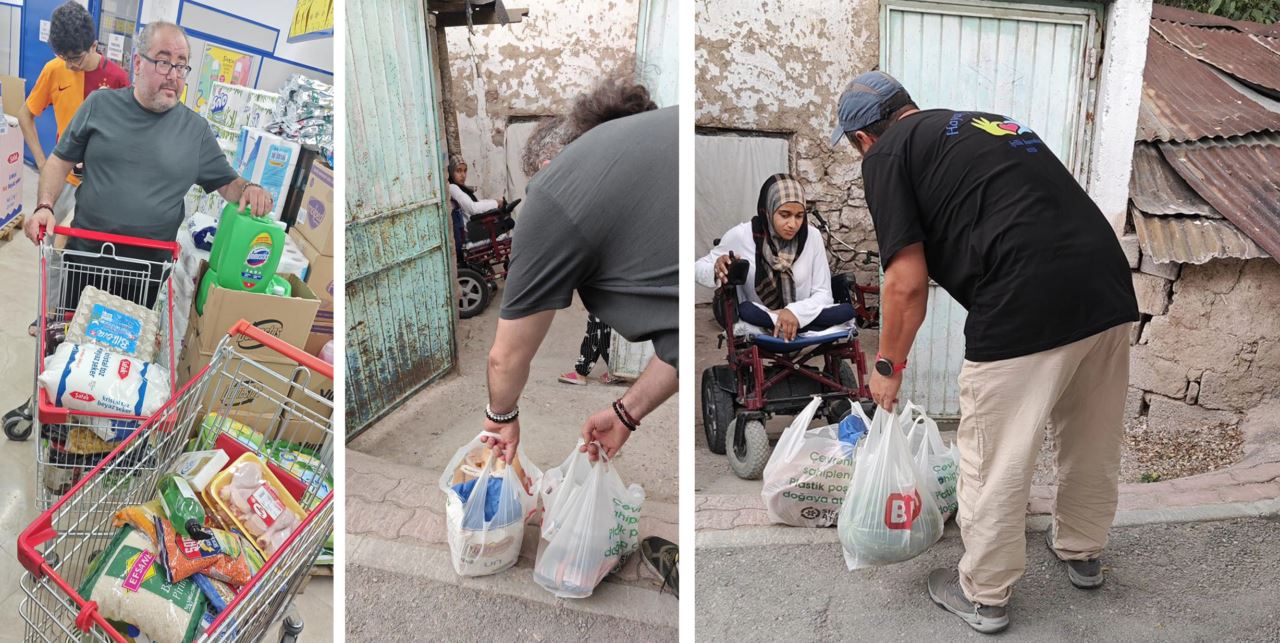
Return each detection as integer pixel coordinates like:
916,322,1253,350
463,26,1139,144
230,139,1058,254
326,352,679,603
874,353,907,377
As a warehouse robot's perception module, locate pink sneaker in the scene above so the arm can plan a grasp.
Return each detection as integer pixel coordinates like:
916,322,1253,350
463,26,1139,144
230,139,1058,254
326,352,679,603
558,372,587,385
600,373,627,385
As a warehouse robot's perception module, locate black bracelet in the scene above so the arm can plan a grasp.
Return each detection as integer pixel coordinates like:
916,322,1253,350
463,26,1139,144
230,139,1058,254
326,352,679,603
613,399,639,432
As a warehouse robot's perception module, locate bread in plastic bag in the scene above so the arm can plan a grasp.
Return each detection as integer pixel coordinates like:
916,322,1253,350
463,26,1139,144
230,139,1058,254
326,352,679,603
837,406,944,569
65,285,161,362
77,525,207,643
38,343,171,417
761,396,861,527
439,431,542,577
533,442,645,598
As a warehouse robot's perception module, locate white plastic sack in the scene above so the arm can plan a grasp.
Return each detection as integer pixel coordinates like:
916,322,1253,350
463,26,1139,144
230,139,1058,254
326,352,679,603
761,397,861,527
534,443,645,599
439,432,542,577
837,406,944,570
905,409,960,522
38,343,172,419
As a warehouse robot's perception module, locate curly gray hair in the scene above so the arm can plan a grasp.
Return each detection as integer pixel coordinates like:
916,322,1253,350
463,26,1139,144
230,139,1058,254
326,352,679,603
521,75,657,178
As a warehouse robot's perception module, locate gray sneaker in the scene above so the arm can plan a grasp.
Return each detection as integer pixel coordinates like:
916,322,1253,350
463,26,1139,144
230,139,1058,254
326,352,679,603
927,568,1010,634
1045,528,1104,589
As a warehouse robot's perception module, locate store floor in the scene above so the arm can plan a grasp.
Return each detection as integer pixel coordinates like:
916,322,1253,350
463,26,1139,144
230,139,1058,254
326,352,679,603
0,166,334,640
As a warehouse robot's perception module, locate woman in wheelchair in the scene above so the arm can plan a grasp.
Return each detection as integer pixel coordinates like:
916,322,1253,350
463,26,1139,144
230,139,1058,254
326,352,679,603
447,155,505,262
696,173,855,341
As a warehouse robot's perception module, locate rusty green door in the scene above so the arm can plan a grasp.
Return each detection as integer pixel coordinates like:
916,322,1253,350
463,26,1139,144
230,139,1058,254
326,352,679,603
346,0,456,438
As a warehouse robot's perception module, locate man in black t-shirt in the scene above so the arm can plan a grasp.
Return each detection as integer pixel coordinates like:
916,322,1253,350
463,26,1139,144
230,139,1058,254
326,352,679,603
830,71,1138,634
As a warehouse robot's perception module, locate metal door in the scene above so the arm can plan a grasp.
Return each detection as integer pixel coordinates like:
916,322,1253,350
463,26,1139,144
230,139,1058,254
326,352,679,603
346,0,455,438
880,0,1101,416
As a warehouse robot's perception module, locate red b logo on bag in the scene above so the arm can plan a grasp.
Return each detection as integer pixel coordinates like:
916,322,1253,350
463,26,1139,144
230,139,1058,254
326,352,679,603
885,491,923,529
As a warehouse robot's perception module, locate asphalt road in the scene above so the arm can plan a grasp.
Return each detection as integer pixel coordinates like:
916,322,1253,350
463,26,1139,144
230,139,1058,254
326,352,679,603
696,517,1280,642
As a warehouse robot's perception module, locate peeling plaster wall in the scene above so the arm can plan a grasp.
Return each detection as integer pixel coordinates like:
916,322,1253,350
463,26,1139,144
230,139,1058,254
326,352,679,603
696,0,883,280
1087,0,1153,234
445,0,640,198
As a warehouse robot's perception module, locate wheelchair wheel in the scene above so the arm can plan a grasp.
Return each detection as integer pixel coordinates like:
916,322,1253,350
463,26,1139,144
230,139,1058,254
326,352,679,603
700,366,735,454
727,415,769,480
824,362,858,424
457,268,491,319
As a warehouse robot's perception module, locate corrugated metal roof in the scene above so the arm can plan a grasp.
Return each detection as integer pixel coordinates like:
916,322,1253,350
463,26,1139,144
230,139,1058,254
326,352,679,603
1151,4,1280,38
1152,20,1280,95
1130,143,1220,217
1160,136,1280,259
1136,32,1279,142
1132,205,1268,264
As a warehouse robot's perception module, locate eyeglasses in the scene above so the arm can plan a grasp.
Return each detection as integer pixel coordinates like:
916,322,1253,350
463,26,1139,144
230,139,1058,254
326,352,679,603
139,53,192,78
57,51,89,66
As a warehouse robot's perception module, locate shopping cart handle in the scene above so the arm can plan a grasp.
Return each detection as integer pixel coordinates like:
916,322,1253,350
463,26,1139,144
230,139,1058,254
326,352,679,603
45,226,181,257
228,320,334,379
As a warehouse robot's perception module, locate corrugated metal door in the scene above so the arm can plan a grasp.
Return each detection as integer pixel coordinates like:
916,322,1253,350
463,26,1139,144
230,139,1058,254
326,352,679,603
346,0,455,438
881,0,1100,416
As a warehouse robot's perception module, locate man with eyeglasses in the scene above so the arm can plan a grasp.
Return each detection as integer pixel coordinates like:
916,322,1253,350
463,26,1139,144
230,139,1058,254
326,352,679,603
25,20,272,247
19,1,129,225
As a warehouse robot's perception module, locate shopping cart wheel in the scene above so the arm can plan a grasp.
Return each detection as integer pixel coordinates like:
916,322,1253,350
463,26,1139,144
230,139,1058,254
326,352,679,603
279,604,304,643
3,402,32,441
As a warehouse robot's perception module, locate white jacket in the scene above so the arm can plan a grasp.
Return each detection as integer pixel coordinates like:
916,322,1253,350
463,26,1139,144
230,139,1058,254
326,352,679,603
449,183,499,218
695,222,834,327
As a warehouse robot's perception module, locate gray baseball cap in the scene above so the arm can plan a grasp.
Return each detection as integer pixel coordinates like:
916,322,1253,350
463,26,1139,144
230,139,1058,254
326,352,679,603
829,71,906,147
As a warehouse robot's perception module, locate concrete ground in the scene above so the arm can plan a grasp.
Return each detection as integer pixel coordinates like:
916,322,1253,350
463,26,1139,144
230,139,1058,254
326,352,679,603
0,166,333,640
347,298,678,640
697,516,1280,642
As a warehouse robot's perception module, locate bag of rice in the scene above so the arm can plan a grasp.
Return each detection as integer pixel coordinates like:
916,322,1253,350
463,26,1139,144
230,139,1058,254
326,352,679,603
38,343,171,418
65,286,162,362
78,525,206,643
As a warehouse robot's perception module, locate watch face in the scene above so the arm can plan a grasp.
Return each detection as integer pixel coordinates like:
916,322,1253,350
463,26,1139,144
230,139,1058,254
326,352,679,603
875,358,893,377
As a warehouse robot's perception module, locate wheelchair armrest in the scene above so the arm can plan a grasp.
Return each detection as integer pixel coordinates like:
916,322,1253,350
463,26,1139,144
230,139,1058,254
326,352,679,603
831,272,856,304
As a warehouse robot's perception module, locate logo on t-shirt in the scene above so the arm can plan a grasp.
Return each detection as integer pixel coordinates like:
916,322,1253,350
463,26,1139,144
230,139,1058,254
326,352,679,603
971,117,1042,154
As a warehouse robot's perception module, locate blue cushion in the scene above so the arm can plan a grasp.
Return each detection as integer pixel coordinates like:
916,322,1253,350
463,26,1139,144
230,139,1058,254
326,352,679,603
751,329,851,352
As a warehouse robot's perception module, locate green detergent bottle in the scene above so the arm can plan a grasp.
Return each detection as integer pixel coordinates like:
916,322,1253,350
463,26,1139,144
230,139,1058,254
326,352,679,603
196,202,286,314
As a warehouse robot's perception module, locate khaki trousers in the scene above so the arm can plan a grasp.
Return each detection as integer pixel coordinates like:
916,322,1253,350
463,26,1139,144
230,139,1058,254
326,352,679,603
956,323,1131,606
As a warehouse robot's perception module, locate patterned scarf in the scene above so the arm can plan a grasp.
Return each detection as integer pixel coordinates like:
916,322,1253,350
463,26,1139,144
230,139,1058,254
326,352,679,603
752,175,807,310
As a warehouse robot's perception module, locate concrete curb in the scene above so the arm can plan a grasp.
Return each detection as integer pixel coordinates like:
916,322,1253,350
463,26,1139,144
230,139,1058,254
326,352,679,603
348,534,679,630
696,498,1280,550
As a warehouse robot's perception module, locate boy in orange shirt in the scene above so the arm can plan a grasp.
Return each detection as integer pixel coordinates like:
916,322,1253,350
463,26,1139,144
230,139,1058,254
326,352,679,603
18,1,128,223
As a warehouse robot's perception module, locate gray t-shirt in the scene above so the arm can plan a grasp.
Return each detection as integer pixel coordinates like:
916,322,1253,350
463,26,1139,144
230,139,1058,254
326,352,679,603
500,106,678,367
53,88,239,242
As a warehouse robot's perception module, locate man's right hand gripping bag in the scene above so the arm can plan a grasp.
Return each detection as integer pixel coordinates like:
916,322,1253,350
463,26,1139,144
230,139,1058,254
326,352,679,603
533,442,645,598
837,406,944,569
761,396,860,527
439,432,542,577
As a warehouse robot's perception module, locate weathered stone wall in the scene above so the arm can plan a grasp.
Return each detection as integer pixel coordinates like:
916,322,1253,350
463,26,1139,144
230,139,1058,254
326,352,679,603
445,0,640,197
1126,248,1280,431
696,0,882,279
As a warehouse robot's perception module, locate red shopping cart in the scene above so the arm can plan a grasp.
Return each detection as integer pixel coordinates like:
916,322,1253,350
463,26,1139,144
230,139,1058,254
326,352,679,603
28,227,180,511
17,321,335,642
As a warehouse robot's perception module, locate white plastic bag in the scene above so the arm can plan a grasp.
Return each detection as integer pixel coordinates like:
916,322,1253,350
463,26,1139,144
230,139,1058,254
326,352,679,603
38,343,172,420
439,432,542,577
837,406,944,570
534,442,645,598
761,397,862,527
905,411,960,522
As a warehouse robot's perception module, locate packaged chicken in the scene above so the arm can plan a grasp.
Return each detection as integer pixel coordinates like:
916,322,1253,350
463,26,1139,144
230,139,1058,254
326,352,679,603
206,453,306,559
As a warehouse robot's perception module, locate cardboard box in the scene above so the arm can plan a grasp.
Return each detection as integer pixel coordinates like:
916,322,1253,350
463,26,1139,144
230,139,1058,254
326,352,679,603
190,261,320,364
0,121,21,227
290,230,334,309
292,162,334,255
1,75,25,120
